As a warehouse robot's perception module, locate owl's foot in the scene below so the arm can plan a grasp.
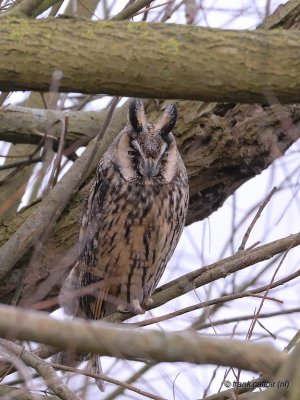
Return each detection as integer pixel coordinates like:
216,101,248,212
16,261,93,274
117,304,130,313
144,297,154,308
52,350,85,370
92,354,105,392
117,299,145,315
131,299,145,314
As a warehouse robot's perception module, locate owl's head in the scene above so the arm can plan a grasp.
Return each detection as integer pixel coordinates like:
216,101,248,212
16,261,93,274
115,99,179,183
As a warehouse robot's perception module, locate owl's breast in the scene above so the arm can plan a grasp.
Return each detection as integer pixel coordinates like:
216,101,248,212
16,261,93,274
96,176,187,290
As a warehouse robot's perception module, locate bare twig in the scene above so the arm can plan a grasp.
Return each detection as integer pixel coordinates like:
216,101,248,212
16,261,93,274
195,308,300,332
134,292,284,329
284,330,300,352
51,363,164,400
238,187,277,251
104,232,300,323
246,244,294,340
111,0,154,20
0,156,42,171
30,234,300,322
45,115,68,193
0,339,81,400
134,1,173,17
0,384,60,400
103,364,154,400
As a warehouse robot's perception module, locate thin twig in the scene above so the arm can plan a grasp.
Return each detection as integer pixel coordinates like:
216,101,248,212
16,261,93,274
45,115,68,193
284,330,300,352
135,1,173,17
0,156,42,171
246,240,295,340
103,364,154,400
0,339,81,400
238,187,277,251
133,284,291,329
105,232,300,323
51,363,165,400
195,307,300,331
0,385,60,400
111,0,154,20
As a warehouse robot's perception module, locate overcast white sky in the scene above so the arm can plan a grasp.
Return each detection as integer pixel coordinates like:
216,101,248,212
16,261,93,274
1,1,299,398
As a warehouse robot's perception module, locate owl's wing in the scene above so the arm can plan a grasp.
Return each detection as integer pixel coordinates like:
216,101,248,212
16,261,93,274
77,162,112,320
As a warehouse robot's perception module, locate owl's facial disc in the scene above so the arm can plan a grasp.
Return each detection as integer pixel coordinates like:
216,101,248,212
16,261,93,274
131,138,167,178
121,100,179,182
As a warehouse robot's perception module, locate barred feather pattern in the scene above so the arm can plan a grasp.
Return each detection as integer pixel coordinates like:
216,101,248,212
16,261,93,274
61,99,189,321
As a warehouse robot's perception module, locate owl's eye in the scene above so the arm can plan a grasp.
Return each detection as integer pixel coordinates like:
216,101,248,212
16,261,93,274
128,150,136,157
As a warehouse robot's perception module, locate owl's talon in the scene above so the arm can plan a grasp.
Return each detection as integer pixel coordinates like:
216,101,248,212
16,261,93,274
144,297,154,308
117,304,131,313
132,299,145,315
117,300,145,315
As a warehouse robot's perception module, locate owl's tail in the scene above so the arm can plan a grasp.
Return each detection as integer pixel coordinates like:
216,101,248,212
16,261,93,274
92,354,105,392
52,352,105,392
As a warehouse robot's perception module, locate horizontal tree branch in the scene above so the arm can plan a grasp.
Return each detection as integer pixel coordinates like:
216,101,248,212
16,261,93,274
0,105,104,147
1,17,300,103
0,304,286,375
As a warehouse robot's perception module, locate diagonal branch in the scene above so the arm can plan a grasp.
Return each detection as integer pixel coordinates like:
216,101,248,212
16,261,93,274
103,231,300,323
0,104,124,280
111,0,154,20
0,339,81,400
3,0,62,17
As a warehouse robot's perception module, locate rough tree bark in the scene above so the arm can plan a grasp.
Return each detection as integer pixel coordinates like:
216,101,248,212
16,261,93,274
1,100,299,308
0,1,300,309
1,17,300,103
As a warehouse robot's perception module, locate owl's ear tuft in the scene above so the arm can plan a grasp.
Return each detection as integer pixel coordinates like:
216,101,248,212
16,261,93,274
128,99,147,133
155,104,177,138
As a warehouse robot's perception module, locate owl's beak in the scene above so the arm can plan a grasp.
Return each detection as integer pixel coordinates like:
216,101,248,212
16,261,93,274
142,158,160,178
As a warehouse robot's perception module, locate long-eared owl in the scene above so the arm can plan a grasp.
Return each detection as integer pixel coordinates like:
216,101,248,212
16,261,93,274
61,98,189,322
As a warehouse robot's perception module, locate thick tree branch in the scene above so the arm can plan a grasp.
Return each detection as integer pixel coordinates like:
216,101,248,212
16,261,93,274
4,0,62,18
0,106,105,147
258,0,300,29
3,0,46,17
1,17,300,103
0,304,286,375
